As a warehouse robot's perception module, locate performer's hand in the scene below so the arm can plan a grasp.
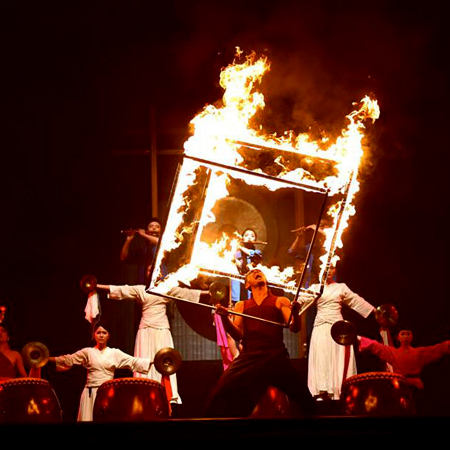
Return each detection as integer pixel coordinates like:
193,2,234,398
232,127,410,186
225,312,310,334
291,225,308,235
291,300,301,315
215,304,229,317
124,230,135,239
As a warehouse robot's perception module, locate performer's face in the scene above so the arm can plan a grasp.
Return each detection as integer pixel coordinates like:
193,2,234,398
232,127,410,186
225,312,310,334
147,221,161,237
245,269,266,289
327,266,336,282
242,229,256,242
397,330,413,345
0,326,8,343
94,326,110,345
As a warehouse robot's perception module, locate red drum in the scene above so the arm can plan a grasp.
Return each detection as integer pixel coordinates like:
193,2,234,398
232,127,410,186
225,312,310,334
341,372,415,416
0,378,62,423
93,378,169,422
251,386,291,417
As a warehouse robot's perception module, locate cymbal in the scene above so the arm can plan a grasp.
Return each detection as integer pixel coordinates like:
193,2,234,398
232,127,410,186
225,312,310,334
375,304,398,329
154,347,182,376
80,275,97,293
22,341,50,368
331,320,357,346
209,281,228,303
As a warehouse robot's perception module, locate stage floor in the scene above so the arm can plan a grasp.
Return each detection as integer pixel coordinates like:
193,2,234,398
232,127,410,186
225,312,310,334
1,416,449,444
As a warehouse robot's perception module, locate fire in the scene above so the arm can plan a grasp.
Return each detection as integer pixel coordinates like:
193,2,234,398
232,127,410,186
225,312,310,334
184,51,270,167
150,49,379,299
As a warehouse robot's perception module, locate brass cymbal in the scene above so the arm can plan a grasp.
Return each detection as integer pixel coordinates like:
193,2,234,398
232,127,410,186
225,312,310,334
154,347,182,376
375,304,398,329
331,320,357,346
22,342,50,368
80,274,97,293
209,281,228,303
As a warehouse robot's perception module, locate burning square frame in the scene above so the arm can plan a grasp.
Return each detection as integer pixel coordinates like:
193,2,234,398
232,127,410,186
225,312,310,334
147,140,350,306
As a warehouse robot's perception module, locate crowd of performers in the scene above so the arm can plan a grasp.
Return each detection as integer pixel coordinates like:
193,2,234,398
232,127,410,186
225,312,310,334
1,218,450,421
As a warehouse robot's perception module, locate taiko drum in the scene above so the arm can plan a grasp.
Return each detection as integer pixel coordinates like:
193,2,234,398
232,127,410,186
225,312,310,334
0,378,62,423
341,371,415,416
93,377,169,422
251,386,291,417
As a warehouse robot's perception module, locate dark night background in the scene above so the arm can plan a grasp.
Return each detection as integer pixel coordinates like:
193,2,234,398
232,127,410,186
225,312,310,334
1,0,450,417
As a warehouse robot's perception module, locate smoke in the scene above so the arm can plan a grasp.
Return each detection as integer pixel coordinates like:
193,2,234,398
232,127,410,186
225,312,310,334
168,1,432,155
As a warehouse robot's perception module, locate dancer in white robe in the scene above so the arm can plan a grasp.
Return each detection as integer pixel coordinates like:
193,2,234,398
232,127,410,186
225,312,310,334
304,264,375,401
96,283,204,406
49,322,151,421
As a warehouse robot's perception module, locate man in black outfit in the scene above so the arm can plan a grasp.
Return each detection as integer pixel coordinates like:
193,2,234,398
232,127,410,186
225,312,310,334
206,268,315,417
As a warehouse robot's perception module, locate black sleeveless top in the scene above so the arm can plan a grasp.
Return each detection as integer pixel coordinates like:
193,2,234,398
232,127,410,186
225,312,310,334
241,293,285,353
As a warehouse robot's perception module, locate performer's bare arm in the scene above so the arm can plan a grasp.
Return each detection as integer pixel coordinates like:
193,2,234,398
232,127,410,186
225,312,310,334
96,284,110,292
137,229,159,245
120,233,134,261
14,352,28,378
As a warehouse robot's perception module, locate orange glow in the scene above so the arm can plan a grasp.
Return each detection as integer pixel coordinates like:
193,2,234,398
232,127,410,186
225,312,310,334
131,395,144,416
364,392,378,412
107,387,115,398
27,398,40,415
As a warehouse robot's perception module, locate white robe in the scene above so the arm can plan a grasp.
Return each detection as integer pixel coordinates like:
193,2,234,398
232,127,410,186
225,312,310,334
305,282,374,400
55,347,150,421
108,285,202,405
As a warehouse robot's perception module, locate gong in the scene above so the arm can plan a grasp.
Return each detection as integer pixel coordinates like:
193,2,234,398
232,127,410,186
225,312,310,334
200,197,267,245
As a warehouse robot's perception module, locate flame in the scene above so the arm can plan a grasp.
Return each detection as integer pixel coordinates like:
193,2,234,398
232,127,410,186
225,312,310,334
185,50,270,166
151,49,379,296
